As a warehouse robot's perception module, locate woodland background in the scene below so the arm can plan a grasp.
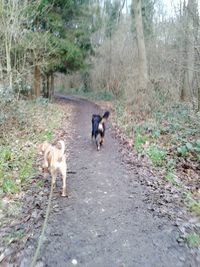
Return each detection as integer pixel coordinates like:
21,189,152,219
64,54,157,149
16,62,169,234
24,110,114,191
0,0,199,109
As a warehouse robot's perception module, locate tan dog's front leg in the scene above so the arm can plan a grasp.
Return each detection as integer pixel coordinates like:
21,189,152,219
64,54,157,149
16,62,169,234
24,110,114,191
42,158,49,173
62,178,67,197
43,149,49,169
61,165,67,197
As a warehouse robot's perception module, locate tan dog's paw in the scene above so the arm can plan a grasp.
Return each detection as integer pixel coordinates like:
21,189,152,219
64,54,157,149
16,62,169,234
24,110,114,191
61,192,68,197
61,187,68,197
42,167,49,173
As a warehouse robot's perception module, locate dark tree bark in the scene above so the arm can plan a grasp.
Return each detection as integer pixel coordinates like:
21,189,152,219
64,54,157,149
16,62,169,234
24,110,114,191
33,65,41,98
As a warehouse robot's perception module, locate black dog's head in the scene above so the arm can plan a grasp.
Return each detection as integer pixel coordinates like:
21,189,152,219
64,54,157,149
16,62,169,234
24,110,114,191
92,111,110,151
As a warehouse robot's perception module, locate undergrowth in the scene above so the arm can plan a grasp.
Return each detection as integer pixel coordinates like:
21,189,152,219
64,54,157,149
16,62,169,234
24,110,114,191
185,231,200,248
113,100,200,219
57,86,115,101
0,91,73,254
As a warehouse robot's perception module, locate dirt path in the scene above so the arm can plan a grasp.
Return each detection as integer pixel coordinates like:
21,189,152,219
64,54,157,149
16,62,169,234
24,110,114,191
22,95,196,267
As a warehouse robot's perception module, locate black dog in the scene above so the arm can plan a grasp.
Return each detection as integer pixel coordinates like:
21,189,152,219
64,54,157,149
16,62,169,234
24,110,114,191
92,111,110,151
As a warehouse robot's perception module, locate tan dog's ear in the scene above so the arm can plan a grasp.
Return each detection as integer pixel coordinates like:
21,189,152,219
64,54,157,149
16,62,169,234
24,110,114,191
37,143,44,154
37,142,48,153
37,141,50,153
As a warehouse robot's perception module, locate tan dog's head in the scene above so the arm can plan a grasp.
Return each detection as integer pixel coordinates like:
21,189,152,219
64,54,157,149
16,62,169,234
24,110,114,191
37,141,51,154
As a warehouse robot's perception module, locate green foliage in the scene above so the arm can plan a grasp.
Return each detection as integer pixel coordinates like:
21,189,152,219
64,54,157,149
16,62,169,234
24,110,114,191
59,86,114,101
34,0,95,74
19,160,34,183
177,145,188,156
43,130,53,141
0,144,35,193
35,97,49,105
164,172,175,183
196,139,200,147
2,178,19,194
92,90,114,101
0,147,18,194
46,34,84,73
177,139,200,157
1,147,12,161
151,128,161,138
134,133,148,153
190,202,200,216
145,144,166,166
184,191,200,216
36,179,45,188
188,199,200,216
3,0,96,89
3,229,24,244
166,158,176,171
164,158,177,184
185,232,200,248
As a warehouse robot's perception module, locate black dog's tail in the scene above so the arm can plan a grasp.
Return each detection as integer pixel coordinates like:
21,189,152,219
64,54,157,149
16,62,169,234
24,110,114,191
101,111,110,123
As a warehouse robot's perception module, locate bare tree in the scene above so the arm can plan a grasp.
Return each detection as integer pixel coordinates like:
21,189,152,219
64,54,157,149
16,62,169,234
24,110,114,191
0,0,21,89
132,0,148,90
181,0,198,102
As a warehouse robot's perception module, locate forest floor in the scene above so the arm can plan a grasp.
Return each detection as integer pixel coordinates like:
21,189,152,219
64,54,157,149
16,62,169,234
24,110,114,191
0,94,199,267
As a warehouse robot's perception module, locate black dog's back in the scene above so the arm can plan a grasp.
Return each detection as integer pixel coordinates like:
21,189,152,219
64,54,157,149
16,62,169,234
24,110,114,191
92,115,102,139
91,111,110,150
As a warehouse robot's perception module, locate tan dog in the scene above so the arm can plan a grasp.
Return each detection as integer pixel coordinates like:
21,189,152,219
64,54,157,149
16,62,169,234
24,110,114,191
38,140,67,197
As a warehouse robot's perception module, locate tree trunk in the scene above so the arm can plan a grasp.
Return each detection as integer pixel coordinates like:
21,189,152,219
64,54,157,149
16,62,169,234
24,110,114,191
0,58,3,85
198,86,200,111
133,0,148,90
33,65,41,98
46,73,50,99
5,35,13,90
50,72,54,101
108,34,112,91
181,0,197,101
46,72,54,100
41,73,46,97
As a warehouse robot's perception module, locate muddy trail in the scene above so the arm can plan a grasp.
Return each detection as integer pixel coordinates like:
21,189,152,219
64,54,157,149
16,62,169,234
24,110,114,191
19,95,197,267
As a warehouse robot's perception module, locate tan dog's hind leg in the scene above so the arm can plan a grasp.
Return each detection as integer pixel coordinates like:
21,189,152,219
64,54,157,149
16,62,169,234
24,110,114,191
51,168,57,187
43,157,49,169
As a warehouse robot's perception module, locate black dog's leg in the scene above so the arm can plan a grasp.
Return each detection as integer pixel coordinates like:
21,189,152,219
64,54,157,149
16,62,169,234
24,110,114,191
91,121,95,139
96,140,100,151
95,133,100,151
100,132,104,147
91,117,95,139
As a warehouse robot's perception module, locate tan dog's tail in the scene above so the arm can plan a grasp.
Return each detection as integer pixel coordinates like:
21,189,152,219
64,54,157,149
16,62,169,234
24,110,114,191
58,140,65,155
